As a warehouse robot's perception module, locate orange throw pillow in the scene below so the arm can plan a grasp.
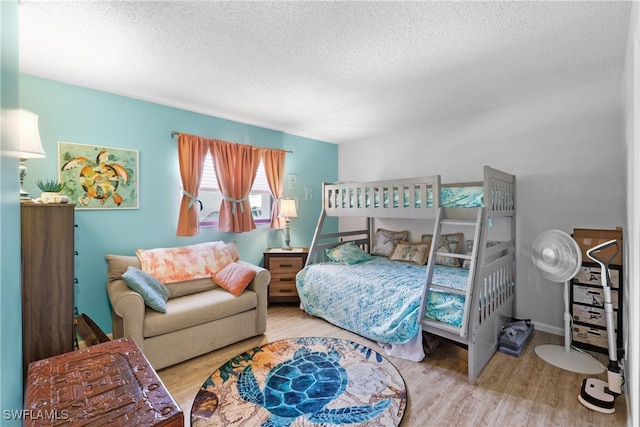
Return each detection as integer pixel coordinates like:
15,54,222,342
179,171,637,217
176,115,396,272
213,262,256,296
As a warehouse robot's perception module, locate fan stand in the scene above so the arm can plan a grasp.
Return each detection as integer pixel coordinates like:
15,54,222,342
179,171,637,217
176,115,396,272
534,281,604,375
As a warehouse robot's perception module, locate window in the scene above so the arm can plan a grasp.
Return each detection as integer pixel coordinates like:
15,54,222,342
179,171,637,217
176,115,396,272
198,152,273,226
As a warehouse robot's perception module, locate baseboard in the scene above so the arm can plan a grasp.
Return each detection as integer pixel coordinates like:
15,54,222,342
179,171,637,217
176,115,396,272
531,321,563,336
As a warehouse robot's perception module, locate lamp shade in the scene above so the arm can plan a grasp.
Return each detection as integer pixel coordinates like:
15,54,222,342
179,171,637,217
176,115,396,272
18,109,45,159
278,199,298,218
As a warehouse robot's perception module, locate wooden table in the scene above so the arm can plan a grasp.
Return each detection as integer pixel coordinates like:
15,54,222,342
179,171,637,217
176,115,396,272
24,337,183,426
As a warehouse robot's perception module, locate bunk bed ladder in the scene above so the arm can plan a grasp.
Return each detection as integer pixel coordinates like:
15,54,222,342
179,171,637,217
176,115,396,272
420,207,484,339
306,209,327,267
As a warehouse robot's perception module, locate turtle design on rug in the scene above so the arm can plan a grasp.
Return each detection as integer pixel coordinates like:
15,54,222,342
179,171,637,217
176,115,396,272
191,337,406,426
236,346,391,427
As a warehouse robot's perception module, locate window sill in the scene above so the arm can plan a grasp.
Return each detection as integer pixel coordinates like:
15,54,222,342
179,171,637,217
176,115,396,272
200,219,271,228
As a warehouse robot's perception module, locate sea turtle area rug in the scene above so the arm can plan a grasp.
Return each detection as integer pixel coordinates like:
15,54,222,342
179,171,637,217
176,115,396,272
191,337,407,427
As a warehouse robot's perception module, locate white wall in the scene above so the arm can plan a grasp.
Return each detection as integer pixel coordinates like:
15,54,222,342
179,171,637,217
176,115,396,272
339,81,624,335
623,2,639,424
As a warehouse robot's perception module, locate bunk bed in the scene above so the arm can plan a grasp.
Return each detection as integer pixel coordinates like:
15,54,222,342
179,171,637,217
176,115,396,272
296,165,516,383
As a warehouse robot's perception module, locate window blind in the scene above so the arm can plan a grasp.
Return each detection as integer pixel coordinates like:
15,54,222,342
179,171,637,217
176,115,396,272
201,153,270,193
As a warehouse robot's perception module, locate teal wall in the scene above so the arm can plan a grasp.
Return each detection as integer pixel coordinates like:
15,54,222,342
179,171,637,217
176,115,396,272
1,1,24,423
19,74,338,336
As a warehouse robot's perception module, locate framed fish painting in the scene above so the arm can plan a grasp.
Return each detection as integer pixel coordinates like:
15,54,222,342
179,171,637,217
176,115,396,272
58,142,139,210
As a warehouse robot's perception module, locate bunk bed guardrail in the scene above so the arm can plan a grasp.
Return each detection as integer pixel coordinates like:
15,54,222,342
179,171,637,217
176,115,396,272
308,175,442,265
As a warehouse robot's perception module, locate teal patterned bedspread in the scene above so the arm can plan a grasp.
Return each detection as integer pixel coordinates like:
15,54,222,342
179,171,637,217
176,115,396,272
296,257,469,344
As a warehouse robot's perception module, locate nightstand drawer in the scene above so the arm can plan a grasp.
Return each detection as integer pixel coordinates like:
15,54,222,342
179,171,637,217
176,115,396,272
270,273,297,286
270,273,298,297
270,283,298,297
269,257,303,273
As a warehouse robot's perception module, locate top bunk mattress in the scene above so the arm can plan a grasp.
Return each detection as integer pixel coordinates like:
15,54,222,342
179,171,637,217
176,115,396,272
328,185,484,210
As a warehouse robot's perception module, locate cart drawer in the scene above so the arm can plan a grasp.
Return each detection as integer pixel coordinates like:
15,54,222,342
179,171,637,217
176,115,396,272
572,324,609,349
574,266,619,289
572,285,618,308
572,304,617,329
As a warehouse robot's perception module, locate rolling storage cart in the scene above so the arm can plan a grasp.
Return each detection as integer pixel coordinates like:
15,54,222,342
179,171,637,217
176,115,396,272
570,228,623,355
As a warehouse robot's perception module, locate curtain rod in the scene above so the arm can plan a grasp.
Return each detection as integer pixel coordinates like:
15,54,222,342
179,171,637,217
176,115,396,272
171,131,292,153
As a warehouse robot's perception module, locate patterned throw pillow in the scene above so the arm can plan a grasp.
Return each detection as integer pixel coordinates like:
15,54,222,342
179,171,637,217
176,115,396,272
122,266,171,312
137,241,234,284
325,241,374,264
213,262,256,296
371,228,409,257
421,233,464,267
388,241,431,265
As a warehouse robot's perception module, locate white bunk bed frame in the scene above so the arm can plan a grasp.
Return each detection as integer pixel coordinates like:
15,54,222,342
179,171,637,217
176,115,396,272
305,165,516,383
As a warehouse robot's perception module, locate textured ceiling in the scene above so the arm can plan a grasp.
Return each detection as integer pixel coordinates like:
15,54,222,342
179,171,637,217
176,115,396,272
19,1,631,144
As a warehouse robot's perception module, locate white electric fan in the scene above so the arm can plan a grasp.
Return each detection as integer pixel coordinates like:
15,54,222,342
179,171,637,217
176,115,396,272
532,230,604,374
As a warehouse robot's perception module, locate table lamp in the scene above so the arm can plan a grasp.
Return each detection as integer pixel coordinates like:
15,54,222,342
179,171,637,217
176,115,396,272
278,199,298,249
18,110,46,200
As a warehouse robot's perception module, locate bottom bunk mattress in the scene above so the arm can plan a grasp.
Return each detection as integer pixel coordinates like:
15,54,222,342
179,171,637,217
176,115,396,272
296,257,469,346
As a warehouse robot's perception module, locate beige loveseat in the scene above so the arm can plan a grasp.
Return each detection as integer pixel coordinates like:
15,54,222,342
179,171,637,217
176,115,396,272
105,243,270,370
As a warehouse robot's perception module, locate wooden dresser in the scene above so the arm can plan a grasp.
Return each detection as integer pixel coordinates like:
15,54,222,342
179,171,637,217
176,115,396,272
24,337,183,426
21,203,75,374
263,247,308,302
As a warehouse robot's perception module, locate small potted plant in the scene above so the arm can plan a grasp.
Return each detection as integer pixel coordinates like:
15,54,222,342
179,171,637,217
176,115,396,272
36,179,65,203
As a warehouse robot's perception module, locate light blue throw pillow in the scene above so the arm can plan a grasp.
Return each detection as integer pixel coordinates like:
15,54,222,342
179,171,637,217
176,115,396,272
122,266,170,313
325,241,374,264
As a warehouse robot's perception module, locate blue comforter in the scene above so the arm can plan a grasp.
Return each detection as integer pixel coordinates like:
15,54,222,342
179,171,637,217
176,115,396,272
296,257,469,345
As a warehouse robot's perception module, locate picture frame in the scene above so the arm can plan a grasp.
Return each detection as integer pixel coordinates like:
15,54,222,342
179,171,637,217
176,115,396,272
58,141,139,210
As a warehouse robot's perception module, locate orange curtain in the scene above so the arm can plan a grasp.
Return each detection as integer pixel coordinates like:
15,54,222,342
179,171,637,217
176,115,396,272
176,134,208,236
262,149,287,228
210,139,260,233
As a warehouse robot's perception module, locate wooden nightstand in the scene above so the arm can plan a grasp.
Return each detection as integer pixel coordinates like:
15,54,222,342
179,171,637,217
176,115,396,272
263,247,308,303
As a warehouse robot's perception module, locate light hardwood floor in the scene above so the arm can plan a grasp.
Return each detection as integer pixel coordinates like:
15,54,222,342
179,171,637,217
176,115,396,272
158,304,628,426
